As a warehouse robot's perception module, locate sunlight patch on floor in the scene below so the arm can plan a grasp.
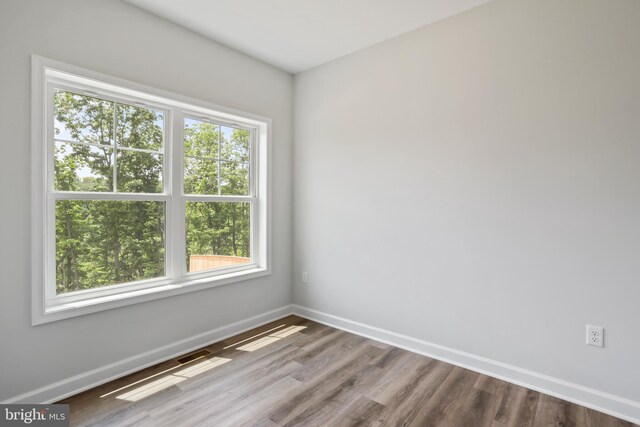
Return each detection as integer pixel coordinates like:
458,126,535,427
116,375,186,402
237,336,282,352
223,324,288,349
115,357,231,402
237,325,307,352
100,364,183,398
109,323,307,402
271,325,307,338
173,357,231,378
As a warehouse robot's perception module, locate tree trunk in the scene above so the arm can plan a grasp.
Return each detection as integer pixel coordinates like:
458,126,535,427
72,251,79,291
64,214,80,291
62,260,67,291
114,232,121,283
231,206,237,256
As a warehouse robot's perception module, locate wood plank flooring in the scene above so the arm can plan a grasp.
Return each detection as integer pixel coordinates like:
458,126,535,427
59,316,635,427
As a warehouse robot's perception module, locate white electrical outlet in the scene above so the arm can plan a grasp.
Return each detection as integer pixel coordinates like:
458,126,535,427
302,271,308,284
586,325,604,348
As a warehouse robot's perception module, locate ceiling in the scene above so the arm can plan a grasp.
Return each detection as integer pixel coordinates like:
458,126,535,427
126,0,493,74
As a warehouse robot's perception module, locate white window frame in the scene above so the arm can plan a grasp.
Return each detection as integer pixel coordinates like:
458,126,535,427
31,55,271,325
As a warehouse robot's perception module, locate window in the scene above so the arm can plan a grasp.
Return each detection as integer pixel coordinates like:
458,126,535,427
32,56,270,324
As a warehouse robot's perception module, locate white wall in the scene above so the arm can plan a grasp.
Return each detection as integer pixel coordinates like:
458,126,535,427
294,0,640,411
0,0,292,401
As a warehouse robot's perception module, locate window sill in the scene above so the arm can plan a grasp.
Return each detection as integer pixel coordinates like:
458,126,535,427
33,267,270,325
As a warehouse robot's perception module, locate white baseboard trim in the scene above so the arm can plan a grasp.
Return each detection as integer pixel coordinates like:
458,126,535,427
3,305,294,405
292,304,640,425
6,303,638,424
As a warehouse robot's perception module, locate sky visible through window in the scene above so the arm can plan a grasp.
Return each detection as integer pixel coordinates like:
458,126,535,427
54,100,165,181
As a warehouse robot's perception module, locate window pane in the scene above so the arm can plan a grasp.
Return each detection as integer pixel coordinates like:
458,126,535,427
116,150,163,193
54,142,113,192
220,161,249,195
117,104,164,151
54,90,114,145
186,202,251,273
184,157,218,195
221,126,249,163
184,118,219,158
55,200,165,294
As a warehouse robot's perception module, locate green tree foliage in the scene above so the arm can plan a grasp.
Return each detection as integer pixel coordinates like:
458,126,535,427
54,91,250,293
183,119,251,272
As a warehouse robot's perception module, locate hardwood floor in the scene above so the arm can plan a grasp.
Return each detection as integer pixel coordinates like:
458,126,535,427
59,316,635,427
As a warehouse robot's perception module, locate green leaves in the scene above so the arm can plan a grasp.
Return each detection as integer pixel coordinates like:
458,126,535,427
55,201,166,293
54,90,166,293
183,119,250,196
54,142,113,192
53,91,253,292
184,157,219,195
55,91,114,144
117,104,164,151
222,128,250,163
220,161,249,195
186,202,251,272
183,121,252,273
116,150,163,193
184,119,219,158
54,90,164,194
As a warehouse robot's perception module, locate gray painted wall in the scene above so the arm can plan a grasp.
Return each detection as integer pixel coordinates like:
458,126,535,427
0,0,292,400
294,0,640,404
